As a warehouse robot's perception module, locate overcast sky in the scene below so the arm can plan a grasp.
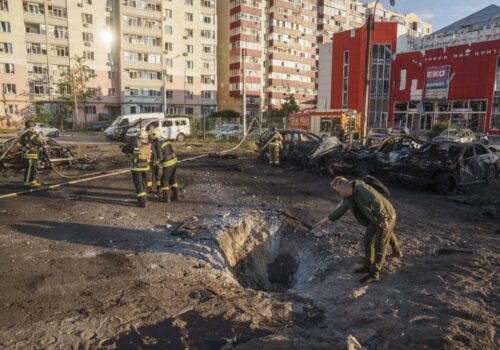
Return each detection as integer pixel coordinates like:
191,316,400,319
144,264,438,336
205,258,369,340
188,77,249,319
374,0,495,31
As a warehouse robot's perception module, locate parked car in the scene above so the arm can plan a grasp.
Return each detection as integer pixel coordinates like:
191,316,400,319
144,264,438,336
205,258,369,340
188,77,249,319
104,113,165,140
257,129,323,164
89,120,112,131
207,124,239,138
125,117,191,142
325,134,423,177
215,125,241,139
114,118,159,141
32,123,60,137
433,128,475,143
392,142,499,194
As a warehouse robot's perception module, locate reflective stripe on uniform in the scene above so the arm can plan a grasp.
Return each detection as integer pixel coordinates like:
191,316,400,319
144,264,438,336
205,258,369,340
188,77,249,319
131,166,150,172
161,187,170,191
161,141,171,148
156,181,161,186
171,182,179,188
162,157,177,167
22,153,38,159
137,192,147,197
146,181,153,187
29,134,38,140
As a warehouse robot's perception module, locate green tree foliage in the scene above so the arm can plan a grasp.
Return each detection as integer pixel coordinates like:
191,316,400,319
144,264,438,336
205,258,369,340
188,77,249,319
57,55,96,128
280,95,299,117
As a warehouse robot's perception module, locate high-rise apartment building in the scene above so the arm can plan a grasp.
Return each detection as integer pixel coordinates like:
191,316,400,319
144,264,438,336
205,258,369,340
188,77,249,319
217,0,432,120
0,0,217,127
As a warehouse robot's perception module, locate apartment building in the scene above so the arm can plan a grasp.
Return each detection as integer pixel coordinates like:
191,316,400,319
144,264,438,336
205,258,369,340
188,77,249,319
0,0,217,127
217,0,432,120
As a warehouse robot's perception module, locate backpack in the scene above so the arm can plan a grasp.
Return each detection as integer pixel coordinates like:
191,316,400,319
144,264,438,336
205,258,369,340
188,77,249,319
362,175,391,199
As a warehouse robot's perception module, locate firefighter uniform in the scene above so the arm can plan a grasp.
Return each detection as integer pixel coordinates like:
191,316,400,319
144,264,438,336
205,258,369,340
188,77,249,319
147,129,162,193
121,131,152,207
20,123,43,188
269,130,283,166
159,140,178,202
328,180,400,280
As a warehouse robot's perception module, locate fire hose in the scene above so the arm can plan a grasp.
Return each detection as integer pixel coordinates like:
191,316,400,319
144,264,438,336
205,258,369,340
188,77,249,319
0,118,268,200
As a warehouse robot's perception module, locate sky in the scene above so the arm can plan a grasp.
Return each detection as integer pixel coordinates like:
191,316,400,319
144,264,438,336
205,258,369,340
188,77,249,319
374,0,496,31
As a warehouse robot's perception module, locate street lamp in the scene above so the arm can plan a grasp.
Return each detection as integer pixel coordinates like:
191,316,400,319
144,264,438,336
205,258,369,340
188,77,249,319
361,0,396,145
164,53,187,115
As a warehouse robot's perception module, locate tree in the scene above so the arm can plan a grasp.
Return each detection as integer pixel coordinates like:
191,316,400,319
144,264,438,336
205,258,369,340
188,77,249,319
280,95,299,117
58,55,95,129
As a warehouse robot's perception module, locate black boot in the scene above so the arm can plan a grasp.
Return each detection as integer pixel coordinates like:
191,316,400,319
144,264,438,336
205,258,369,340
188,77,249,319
359,272,380,284
354,265,371,274
171,187,179,201
138,196,147,208
163,189,171,203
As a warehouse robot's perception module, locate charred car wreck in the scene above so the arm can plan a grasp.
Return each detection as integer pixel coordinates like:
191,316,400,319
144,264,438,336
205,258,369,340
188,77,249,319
392,142,499,194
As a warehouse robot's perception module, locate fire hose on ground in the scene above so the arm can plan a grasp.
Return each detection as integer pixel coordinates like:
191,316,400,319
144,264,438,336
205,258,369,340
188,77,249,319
0,118,274,200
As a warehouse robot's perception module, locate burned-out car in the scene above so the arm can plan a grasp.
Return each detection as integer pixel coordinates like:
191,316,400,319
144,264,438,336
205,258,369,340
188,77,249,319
256,129,342,166
324,134,423,177
392,142,498,194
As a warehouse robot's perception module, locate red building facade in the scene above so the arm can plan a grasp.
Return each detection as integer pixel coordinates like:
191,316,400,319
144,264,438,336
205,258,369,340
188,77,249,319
329,23,500,135
390,40,500,136
330,22,399,129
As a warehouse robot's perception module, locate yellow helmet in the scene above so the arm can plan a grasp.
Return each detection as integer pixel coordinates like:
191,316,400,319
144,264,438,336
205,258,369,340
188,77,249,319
149,128,160,140
138,130,148,140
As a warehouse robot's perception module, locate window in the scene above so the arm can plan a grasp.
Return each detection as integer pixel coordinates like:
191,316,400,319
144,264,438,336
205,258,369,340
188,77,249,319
85,106,97,115
185,0,193,5
5,104,18,114
185,12,193,21
165,25,173,35
165,9,172,18
48,6,67,18
202,45,214,54
82,32,94,43
369,44,391,128
2,83,15,94
202,60,215,70
165,42,173,51
186,76,193,84
186,60,193,69
83,51,94,60
184,28,193,37
185,91,194,99
0,1,8,11
108,71,115,79
186,44,193,53
463,146,474,159
108,88,116,96
0,42,13,53
342,51,349,108
165,58,173,68
0,63,14,74
29,83,48,94
202,15,214,24
166,90,173,99
82,13,93,25
58,85,69,95
82,0,92,4
165,74,173,83
24,3,44,14
185,107,194,115
0,21,10,33
51,46,69,57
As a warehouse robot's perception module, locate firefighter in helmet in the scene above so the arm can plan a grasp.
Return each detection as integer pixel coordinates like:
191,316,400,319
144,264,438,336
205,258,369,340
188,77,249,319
159,138,179,203
121,130,152,207
147,128,162,193
268,127,283,166
19,120,43,188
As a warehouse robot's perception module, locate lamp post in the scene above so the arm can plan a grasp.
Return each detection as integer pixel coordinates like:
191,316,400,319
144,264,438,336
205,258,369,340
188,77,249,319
164,53,187,115
361,0,395,145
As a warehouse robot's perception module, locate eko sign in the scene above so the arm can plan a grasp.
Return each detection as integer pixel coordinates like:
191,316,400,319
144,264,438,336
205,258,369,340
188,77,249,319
424,65,451,99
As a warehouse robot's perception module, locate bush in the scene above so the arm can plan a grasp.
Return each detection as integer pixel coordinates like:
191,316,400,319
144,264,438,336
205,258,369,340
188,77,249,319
427,122,454,140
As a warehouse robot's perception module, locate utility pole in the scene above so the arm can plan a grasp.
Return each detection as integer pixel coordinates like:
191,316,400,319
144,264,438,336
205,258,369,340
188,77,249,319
361,0,395,145
242,48,247,136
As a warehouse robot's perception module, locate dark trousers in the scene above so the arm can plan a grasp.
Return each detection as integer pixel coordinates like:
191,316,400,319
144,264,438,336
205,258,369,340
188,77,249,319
146,163,161,189
132,171,148,198
161,165,177,190
23,159,37,186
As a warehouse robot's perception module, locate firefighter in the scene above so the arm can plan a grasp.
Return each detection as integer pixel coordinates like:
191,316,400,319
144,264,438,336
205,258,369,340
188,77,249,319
121,130,152,207
268,127,283,166
159,138,179,203
147,128,162,193
316,177,401,284
20,120,43,188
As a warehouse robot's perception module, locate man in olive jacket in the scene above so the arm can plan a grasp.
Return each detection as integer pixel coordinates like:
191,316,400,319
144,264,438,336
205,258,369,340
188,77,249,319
317,176,402,284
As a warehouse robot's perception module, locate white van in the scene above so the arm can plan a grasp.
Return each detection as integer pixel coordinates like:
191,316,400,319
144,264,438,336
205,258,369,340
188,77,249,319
104,113,165,140
125,117,191,142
